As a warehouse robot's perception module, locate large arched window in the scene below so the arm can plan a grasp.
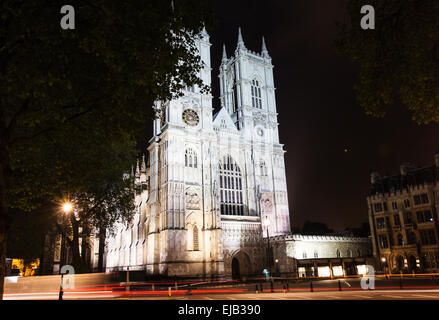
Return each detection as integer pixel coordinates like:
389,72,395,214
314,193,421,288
219,155,244,216
185,148,197,168
251,79,262,109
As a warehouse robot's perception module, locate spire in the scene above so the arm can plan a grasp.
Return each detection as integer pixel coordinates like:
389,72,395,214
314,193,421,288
141,154,146,173
236,27,246,51
135,159,140,177
222,44,227,61
261,36,269,58
201,25,209,40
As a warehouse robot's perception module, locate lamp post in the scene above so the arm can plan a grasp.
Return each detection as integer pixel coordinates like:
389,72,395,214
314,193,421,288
263,215,271,277
381,256,388,277
59,201,73,300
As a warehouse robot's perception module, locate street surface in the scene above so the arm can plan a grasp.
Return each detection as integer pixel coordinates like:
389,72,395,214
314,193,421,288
4,273,439,300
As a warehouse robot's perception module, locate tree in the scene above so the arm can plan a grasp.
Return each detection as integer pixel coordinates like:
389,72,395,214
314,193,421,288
336,0,439,124
6,207,54,270
345,222,370,237
0,0,214,299
301,220,334,236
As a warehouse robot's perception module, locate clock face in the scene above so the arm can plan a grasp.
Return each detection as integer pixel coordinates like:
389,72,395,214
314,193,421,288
182,109,199,127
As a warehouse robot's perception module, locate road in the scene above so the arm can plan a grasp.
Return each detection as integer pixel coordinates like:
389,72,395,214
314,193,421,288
5,289,439,300
126,289,439,300
4,274,439,300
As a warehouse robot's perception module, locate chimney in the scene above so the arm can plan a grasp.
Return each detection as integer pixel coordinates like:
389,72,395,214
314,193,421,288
400,162,412,175
371,172,380,184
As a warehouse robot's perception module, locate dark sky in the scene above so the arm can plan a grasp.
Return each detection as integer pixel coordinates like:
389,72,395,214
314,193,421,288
208,0,439,231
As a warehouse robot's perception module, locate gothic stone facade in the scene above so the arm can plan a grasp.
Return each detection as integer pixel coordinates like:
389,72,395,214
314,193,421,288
105,29,291,278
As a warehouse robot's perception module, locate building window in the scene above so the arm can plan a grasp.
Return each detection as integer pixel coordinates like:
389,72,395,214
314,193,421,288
314,251,318,258
376,217,385,229
421,193,429,203
193,225,199,250
416,210,433,223
407,231,417,244
414,193,429,206
185,148,198,168
405,212,413,224
420,229,437,245
425,210,433,222
231,86,236,112
392,202,398,210
303,252,307,259
379,235,389,249
347,249,352,258
374,203,383,213
404,199,411,208
416,211,425,223
251,79,262,109
336,249,341,258
260,161,268,176
185,85,195,93
397,233,404,246
394,214,401,226
219,155,245,216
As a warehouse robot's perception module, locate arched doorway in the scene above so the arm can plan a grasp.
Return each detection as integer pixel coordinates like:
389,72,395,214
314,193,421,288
232,258,240,279
231,251,251,279
396,255,405,272
408,255,417,273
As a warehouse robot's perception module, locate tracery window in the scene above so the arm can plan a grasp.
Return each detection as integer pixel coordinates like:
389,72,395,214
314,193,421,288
251,79,262,109
185,148,198,168
219,155,244,216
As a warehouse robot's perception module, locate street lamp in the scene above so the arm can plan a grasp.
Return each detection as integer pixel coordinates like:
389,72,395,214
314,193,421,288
59,201,73,301
263,216,271,276
381,257,388,276
62,202,73,214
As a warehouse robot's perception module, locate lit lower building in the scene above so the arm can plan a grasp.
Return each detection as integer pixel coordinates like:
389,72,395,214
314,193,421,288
268,234,373,277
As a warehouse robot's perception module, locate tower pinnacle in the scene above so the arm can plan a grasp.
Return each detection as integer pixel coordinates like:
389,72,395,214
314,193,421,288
236,27,246,51
222,44,227,61
261,36,270,58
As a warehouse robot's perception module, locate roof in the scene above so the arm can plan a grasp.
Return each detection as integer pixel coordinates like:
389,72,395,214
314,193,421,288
370,165,437,195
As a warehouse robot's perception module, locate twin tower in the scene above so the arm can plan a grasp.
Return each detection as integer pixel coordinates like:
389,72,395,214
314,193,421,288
105,28,291,278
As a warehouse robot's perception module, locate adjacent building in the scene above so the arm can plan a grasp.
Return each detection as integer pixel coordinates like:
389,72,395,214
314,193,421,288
367,154,439,273
269,234,373,277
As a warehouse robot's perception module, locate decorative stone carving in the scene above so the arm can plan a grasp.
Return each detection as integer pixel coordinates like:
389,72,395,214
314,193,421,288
185,187,200,210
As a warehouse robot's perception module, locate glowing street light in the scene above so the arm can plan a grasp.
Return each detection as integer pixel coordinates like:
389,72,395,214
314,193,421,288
62,202,73,214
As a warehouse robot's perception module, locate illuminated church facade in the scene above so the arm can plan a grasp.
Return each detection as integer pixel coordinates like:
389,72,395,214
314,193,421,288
105,28,292,277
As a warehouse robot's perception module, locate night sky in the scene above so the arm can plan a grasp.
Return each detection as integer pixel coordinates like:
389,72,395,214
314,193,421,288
208,0,439,231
